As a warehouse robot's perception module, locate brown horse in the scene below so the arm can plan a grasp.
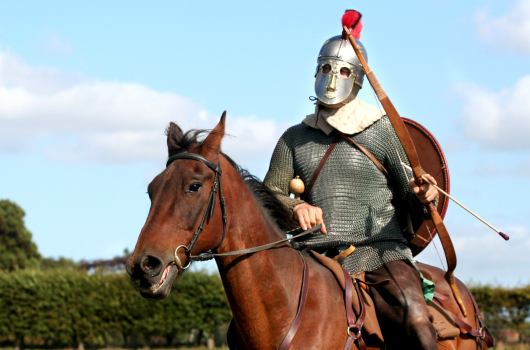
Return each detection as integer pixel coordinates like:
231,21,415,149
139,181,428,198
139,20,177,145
126,113,490,350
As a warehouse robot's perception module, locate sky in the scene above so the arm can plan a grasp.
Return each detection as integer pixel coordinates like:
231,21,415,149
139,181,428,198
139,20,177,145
0,1,529,286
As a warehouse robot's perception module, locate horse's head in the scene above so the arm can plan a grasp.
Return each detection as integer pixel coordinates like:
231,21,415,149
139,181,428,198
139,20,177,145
126,112,227,299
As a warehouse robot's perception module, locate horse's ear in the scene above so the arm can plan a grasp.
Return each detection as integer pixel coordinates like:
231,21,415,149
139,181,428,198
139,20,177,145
201,111,226,160
166,122,184,156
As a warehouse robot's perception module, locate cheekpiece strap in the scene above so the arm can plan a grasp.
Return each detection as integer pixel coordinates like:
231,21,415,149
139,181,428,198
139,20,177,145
165,152,224,263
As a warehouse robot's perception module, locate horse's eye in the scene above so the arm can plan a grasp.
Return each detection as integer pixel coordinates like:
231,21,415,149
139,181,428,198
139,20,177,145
188,183,202,193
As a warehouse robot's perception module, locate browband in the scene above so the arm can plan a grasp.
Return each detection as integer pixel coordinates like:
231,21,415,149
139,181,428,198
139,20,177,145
166,153,221,174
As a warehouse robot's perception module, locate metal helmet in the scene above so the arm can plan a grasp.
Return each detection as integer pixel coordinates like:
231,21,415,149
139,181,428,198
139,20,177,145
314,35,368,105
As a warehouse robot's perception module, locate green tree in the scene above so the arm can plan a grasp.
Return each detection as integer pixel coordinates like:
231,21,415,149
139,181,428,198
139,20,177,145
0,200,41,271
471,284,530,338
41,257,78,270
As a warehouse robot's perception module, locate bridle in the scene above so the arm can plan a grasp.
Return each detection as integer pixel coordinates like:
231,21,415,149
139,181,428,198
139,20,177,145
164,151,326,350
164,152,320,271
166,152,227,270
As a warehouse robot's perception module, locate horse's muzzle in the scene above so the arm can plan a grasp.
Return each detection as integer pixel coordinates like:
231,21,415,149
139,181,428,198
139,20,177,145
126,255,179,299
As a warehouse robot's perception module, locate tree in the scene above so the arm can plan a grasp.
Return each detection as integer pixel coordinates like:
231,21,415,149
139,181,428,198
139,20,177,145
41,256,78,270
0,199,41,271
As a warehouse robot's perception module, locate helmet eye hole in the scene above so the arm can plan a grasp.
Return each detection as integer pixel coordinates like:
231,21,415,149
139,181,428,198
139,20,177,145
340,67,351,78
322,64,331,74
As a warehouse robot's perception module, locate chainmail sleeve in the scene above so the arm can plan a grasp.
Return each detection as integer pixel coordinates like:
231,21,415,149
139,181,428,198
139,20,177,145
376,117,430,228
263,126,306,213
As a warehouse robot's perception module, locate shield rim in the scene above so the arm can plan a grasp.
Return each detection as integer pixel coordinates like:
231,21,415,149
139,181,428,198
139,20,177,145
402,118,450,257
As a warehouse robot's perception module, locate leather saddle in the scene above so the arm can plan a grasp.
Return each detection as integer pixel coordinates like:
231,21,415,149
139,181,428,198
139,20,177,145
310,251,494,347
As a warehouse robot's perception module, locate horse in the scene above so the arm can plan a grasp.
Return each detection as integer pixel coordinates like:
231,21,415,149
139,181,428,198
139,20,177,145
126,113,491,350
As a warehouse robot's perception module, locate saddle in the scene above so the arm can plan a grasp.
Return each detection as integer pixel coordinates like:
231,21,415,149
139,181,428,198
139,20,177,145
310,251,494,348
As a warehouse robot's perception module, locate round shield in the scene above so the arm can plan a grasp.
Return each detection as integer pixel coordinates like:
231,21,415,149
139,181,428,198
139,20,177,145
402,118,450,257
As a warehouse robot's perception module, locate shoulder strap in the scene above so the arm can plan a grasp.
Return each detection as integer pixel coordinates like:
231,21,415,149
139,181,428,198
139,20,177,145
337,131,389,178
304,131,390,201
303,136,339,200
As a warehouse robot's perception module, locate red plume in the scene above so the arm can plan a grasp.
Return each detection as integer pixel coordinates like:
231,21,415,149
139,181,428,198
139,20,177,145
341,10,363,40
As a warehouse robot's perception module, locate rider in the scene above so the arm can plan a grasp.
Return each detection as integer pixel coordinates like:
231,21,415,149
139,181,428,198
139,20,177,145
263,10,439,350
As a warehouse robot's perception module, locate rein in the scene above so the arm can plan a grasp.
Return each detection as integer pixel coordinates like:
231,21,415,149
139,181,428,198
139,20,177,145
165,152,322,270
190,225,321,262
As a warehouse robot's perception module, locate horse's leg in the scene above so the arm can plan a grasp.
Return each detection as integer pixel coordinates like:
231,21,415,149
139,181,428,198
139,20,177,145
365,260,438,350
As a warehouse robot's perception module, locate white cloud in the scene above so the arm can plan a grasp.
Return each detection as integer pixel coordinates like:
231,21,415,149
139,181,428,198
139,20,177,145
454,75,530,150
473,158,530,177
0,51,283,165
475,0,530,55
0,52,81,93
418,224,530,287
41,31,74,57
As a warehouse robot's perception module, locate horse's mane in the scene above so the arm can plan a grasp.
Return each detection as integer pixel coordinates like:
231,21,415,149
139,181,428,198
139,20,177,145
221,153,299,232
165,128,298,232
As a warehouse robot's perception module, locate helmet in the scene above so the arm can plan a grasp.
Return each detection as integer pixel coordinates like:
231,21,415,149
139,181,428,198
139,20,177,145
314,35,368,106
314,10,367,106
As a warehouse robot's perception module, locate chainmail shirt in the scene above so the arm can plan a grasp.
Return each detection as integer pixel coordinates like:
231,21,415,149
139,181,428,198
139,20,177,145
264,116,427,274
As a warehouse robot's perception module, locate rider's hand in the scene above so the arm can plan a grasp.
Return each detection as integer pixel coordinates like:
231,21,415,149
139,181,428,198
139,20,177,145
409,174,438,204
292,203,327,234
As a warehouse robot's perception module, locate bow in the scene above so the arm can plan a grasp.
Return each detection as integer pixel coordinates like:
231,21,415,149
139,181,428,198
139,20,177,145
342,14,468,316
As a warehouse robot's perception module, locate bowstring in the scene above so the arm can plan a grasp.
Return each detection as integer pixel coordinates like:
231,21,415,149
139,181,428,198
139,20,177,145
424,221,446,270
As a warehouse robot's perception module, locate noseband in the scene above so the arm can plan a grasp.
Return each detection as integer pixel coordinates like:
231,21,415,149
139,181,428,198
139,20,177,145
166,152,227,270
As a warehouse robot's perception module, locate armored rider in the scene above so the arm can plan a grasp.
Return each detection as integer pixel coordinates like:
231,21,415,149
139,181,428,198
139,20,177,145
263,10,440,350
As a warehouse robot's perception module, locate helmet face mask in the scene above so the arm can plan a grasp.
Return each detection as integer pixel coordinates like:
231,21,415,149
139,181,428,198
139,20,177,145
314,35,367,106
315,59,356,104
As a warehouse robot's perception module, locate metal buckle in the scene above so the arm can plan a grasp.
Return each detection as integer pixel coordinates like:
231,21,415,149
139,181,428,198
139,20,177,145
173,245,192,270
479,327,485,340
347,327,361,339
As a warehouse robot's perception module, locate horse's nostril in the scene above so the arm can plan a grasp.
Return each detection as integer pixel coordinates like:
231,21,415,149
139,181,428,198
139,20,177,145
140,255,163,276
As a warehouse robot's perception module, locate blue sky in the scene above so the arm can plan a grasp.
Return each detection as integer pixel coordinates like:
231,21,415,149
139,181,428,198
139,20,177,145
0,1,529,286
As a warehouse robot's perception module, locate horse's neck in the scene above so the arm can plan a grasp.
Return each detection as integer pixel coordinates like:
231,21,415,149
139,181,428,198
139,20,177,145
215,171,304,346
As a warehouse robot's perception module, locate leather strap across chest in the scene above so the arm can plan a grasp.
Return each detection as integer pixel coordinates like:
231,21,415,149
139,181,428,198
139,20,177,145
303,136,340,200
303,131,389,200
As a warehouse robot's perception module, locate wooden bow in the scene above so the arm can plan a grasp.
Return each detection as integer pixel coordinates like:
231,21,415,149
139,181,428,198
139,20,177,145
343,25,467,316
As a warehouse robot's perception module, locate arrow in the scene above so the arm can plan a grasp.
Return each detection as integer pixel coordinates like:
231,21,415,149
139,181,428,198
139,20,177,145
401,162,509,241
